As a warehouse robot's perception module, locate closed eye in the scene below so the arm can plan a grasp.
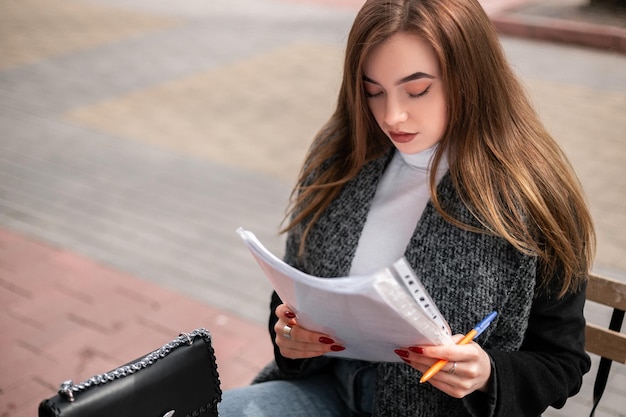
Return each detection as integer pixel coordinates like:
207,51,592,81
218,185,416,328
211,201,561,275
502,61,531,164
365,90,384,98
408,84,432,98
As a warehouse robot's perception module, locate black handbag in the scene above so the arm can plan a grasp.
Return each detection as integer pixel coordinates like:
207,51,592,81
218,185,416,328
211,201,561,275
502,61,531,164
38,328,221,417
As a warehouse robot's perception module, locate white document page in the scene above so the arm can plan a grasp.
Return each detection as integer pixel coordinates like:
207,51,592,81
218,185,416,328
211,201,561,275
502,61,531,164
237,227,453,362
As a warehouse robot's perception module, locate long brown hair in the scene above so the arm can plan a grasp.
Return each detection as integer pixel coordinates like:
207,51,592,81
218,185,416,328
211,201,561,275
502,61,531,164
283,0,595,296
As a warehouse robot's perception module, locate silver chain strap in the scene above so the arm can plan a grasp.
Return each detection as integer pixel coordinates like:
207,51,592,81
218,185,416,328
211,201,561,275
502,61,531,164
58,328,211,402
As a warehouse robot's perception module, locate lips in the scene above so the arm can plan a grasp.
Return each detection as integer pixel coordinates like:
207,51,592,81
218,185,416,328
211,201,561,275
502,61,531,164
389,131,416,143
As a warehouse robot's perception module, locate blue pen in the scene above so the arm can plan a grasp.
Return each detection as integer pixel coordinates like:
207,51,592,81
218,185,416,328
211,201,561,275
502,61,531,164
420,311,498,383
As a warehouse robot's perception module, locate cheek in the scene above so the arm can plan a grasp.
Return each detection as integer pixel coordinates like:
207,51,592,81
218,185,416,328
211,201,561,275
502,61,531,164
420,98,448,131
435,102,449,132
367,101,386,126
435,92,449,127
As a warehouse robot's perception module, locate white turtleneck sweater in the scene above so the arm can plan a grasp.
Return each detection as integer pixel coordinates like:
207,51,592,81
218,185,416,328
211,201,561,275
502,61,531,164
350,145,448,276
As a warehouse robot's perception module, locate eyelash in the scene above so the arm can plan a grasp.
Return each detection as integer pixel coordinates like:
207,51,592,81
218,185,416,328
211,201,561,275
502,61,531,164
409,85,432,98
365,85,432,99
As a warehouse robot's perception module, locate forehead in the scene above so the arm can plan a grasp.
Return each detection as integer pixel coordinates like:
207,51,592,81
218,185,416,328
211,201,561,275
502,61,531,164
364,33,440,80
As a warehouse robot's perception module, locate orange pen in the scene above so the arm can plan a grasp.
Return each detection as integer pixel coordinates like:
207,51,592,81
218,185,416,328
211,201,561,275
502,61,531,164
420,311,498,383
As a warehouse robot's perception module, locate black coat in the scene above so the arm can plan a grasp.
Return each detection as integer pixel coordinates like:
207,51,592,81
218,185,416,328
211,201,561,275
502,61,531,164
256,152,590,417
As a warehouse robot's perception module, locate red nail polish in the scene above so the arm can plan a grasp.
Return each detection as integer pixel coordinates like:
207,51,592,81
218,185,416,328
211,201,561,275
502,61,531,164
409,347,424,354
330,345,346,352
394,349,409,358
285,311,296,319
319,337,335,344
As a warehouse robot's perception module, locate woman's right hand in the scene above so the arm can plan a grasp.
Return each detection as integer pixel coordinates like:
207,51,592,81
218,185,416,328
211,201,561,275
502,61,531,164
274,303,346,359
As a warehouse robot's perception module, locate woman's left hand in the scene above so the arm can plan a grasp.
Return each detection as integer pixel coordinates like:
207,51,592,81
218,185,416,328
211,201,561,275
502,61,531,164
394,334,492,398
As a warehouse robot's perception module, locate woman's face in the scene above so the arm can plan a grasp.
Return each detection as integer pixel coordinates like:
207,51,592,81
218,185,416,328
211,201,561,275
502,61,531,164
363,33,448,154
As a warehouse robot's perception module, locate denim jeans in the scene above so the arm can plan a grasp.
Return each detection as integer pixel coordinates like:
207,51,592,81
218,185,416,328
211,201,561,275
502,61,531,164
219,359,377,417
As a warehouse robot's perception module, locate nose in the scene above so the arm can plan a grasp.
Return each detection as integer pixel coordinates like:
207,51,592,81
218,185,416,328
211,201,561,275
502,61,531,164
383,97,408,127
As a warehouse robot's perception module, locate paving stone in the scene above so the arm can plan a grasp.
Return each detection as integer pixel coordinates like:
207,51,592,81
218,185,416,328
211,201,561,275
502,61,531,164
0,0,179,70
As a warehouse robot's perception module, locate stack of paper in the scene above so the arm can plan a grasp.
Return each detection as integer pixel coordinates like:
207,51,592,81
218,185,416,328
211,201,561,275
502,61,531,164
237,227,453,362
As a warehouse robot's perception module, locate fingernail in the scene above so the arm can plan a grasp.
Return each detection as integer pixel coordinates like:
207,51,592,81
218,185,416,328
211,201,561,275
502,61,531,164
401,358,411,364
285,311,296,319
409,347,424,354
319,337,335,344
394,349,409,358
330,345,346,352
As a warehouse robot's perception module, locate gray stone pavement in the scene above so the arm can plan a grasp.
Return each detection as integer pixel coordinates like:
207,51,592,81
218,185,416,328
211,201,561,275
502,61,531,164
0,0,625,416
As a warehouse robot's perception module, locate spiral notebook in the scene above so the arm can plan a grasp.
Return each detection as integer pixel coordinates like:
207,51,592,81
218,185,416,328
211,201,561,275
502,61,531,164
237,227,453,362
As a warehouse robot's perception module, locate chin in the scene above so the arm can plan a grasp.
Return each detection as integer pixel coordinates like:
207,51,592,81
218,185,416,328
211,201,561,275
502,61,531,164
392,142,432,155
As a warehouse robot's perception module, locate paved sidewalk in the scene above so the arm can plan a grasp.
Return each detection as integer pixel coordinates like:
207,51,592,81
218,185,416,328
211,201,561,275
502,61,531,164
0,0,625,416
0,228,272,417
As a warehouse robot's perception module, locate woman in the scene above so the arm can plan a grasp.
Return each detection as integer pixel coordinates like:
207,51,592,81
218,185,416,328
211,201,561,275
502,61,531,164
219,0,594,416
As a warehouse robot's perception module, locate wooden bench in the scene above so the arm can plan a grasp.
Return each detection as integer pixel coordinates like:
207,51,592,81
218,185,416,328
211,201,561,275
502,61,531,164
584,273,626,417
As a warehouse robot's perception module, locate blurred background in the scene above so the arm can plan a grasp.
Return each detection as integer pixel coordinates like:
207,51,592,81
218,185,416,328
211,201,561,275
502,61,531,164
1,0,625,416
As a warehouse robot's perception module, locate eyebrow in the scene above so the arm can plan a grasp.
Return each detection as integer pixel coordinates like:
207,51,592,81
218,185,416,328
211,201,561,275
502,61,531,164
363,71,435,86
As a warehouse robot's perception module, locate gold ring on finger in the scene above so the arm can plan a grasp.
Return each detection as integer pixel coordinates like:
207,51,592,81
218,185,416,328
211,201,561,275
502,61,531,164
283,324,293,339
448,361,457,374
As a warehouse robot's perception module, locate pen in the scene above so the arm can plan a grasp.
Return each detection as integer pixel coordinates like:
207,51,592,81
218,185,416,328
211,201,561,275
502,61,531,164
419,311,498,384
